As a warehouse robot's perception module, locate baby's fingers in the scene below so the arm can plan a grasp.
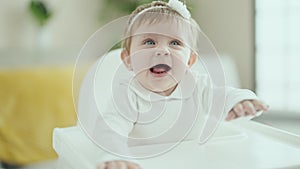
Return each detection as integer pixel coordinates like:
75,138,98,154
242,100,256,116
126,161,142,169
98,161,119,169
252,100,269,111
97,163,106,169
233,103,245,117
102,161,142,169
226,110,237,121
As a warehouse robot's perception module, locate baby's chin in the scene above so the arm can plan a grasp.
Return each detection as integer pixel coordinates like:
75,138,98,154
148,83,179,96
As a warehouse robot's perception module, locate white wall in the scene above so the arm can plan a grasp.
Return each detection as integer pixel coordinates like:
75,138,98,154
0,0,36,49
0,0,101,50
0,0,103,67
193,0,255,90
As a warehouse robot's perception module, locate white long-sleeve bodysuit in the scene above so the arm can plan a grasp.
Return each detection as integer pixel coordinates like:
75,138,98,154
77,63,258,163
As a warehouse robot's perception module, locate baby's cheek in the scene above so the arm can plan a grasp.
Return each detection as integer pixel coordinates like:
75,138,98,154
173,60,188,69
172,52,190,66
130,50,152,72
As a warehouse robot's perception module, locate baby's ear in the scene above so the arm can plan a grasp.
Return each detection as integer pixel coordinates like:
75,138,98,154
121,49,132,70
188,51,197,67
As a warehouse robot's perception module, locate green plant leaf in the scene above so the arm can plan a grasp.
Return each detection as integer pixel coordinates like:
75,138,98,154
29,0,52,26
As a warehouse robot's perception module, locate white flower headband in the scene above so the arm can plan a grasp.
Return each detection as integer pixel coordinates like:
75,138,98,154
128,0,191,30
167,0,191,19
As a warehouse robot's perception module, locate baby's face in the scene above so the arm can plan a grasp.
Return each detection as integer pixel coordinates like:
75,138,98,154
122,20,196,95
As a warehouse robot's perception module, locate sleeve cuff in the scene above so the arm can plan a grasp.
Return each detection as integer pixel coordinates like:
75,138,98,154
224,87,259,118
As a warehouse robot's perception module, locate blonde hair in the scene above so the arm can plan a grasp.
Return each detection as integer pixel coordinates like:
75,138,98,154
122,1,200,52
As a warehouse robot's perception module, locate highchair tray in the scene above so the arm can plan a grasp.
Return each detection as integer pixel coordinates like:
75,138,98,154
53,120,300,169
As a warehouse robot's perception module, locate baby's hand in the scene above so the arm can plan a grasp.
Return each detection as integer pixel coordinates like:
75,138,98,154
226,100,269,121
97,160,142,169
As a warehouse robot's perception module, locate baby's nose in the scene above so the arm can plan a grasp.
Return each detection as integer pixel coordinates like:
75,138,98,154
155,48,170,56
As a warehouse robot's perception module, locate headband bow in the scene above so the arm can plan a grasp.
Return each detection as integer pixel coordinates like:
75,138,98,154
167,0,191,19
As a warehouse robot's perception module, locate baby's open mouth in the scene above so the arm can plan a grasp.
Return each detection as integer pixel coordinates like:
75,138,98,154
150,64,171,74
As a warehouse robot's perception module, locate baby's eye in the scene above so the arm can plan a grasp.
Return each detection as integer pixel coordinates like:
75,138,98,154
143,39,156,45
170,40,181,46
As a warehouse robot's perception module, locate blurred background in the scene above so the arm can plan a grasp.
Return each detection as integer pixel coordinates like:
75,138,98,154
0,0,299,168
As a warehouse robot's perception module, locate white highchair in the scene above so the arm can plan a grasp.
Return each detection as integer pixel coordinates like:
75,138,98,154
53,49,300,169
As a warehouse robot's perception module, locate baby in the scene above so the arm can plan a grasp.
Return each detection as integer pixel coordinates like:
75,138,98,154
92,0,269,168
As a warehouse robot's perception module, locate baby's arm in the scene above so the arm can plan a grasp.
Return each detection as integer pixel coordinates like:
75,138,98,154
198,75,265,120
92,98,141,168
92,87,142,168
199,75,268,121
224,86,269,121
78,61,141,168
226,99,269,121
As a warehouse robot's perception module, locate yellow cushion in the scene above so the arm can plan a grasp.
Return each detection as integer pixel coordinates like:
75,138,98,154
0,67,77,165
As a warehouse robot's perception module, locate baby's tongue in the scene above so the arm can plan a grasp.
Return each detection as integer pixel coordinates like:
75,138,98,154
153,67,166,73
